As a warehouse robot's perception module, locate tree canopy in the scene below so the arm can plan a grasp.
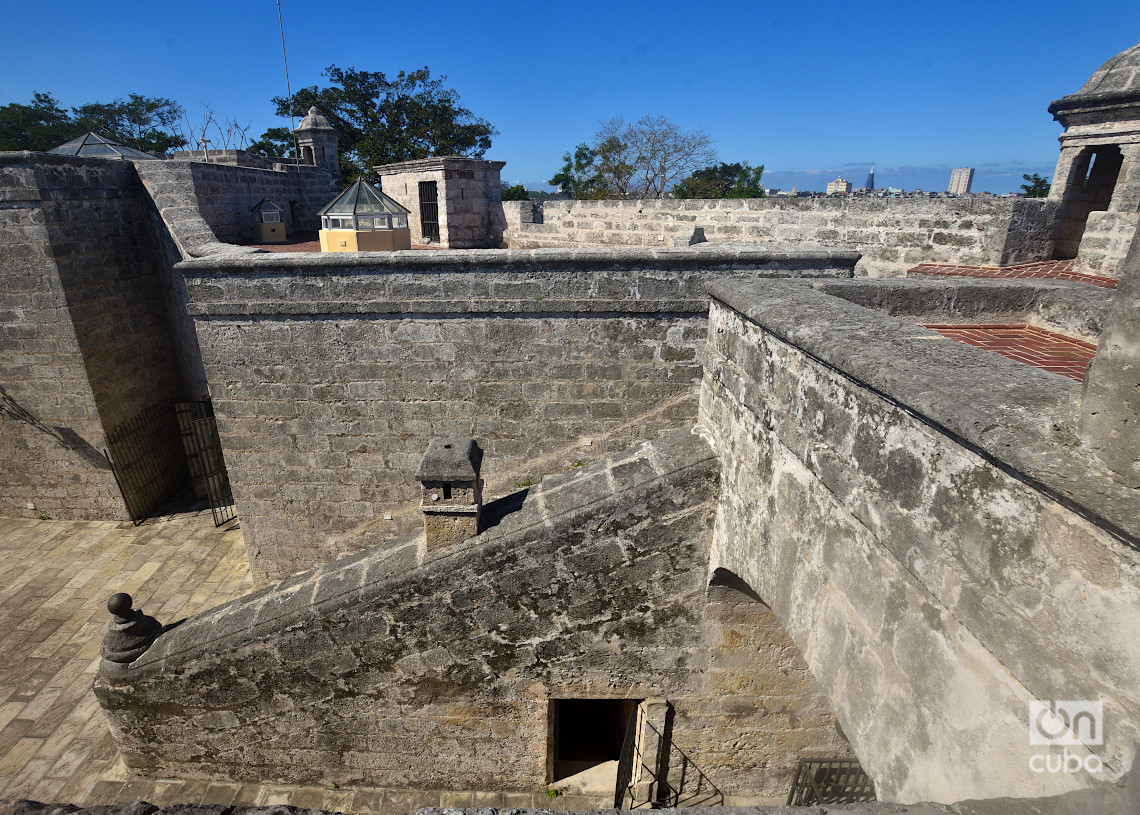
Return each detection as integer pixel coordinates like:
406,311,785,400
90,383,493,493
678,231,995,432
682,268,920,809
1020,173,1051,198
0,92,187,154
673,161,765,199
266,65,496,180
549,115,717,200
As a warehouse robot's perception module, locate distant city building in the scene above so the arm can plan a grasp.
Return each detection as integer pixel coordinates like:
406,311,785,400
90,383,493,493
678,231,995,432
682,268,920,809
865,167,875,190
949,167,975,195
826,177,853,195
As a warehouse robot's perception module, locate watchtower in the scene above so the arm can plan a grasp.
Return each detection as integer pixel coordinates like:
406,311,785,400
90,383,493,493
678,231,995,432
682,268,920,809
294,106,340,177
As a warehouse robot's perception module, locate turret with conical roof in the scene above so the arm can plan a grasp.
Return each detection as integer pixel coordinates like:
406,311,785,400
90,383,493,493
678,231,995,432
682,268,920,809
293,106,340,176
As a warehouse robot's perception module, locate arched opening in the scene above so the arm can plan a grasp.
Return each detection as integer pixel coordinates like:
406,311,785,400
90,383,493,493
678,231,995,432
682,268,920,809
301,145,314,166
681,568,864,801
1054,144,1124,259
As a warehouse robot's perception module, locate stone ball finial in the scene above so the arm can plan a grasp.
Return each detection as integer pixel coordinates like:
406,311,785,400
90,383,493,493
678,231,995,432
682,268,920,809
100,592,164,665
107,592,133,619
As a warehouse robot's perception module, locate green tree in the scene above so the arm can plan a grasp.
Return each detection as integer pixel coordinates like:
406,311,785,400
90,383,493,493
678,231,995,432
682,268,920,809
266,65,496,181
1021,173,1051,198
500,183,530,201
673,162,765,199
550,115,716,200
247,127,297,158
0,93,82,152
549,143,604,199
71,94,186,154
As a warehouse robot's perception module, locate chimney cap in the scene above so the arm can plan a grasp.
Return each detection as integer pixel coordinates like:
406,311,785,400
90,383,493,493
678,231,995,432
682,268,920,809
415,438,483,482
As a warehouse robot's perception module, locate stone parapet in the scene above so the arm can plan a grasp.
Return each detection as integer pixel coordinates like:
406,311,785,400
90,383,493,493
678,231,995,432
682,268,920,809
700,277,1140,802
503,197,1058,277
177,246,857,582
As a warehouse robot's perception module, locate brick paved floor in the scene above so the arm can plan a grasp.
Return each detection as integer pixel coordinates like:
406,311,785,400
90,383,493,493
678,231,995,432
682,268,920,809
907,259,1119,289
922,324,1098,381
0,508,260,808
0,512,634,814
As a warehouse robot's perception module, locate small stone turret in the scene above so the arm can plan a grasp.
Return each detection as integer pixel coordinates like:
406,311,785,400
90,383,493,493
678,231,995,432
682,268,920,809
415,438,483,553
294,106,340,176
100,593,163,666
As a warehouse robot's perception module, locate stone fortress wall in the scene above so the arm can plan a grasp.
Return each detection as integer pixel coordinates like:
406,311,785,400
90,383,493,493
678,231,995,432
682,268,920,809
179,247,858,583
0,152,184,520
501,197,1060,277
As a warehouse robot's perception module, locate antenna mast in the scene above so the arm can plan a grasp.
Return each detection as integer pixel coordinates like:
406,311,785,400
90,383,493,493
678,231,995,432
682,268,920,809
277,0,299,159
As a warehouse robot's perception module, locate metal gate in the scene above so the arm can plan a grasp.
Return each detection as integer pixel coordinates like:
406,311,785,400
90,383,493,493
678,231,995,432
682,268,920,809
419,180,440,243
105,402,190,525
175,400,237,527
786,758,875,805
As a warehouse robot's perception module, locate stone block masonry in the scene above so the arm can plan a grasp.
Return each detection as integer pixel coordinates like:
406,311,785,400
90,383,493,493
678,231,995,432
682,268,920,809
0,152,184,521
506,197,1059,278
96,429,850,800
699,278,1140,802
179,246,858,584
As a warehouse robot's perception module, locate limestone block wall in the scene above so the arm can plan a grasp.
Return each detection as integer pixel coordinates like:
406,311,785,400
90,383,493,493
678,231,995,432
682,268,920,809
699,279,1140,803
377,158,507,248
0,152,184,520
1074,210,1140,276
505,197,1059,277
96,429,849,800
135,159,341,247
179,247,858,584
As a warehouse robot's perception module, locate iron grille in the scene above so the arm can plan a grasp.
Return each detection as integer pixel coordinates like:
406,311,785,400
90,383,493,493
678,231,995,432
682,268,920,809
191,414,237,527
614,703,723,810
105,402,189,525
786,758,875,806
174,401,210,500
419,180,440,243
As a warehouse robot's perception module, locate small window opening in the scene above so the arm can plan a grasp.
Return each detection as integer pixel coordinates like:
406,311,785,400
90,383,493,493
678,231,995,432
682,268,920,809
551,698,640,781
443,484,452,499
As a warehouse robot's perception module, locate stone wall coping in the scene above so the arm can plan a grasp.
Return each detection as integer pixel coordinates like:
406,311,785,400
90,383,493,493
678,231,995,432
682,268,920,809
706,278,1140,547
177,245,861,274
375,156,507,174
99,428,717,683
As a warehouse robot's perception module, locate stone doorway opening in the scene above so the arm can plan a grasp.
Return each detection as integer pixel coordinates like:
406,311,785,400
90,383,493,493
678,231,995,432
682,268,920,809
550,698,640,782
1055,144,1124,259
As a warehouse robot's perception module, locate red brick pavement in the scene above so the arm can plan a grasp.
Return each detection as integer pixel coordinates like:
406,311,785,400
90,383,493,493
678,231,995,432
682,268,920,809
908,259,1118,289
922,323,1098,381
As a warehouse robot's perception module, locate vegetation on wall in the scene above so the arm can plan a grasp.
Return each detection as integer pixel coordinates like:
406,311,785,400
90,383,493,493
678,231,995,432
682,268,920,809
264,65,497,181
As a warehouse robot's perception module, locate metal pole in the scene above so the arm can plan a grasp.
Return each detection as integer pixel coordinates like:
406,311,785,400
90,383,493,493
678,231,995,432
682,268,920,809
278,0,300,160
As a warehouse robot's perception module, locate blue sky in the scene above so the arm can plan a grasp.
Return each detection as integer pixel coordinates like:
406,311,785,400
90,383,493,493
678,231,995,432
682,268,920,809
2,2,1137,193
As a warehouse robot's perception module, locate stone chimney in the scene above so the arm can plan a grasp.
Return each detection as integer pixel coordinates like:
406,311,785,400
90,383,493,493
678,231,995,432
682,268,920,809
415,438,484,553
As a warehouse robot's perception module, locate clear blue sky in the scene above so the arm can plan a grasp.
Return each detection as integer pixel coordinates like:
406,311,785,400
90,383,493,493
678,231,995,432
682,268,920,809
3,2,1138,193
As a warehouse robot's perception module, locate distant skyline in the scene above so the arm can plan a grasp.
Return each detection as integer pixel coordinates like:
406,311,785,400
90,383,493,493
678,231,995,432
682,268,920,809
1,2,1137,194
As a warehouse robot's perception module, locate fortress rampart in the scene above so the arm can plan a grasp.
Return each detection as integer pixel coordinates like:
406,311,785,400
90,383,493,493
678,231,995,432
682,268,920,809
178,247,858,583
503,197,1060,277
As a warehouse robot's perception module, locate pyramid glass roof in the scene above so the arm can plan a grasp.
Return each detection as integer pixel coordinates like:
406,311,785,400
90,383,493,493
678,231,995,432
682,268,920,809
48,132,159,161
319,179,410,217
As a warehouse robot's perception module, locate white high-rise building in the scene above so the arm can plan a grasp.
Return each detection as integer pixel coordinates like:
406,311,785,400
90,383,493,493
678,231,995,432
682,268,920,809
949,167,975,195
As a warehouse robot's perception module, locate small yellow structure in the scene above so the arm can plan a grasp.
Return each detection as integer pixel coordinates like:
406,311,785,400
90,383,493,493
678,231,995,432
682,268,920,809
252,199,288,243
318,179,411,252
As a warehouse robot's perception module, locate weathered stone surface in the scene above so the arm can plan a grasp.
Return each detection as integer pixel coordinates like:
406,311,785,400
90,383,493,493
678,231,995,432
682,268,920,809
95,428,851,798
1079,220,1140,487
699,279,1140,803
178,246,856,583
503,198,1059,277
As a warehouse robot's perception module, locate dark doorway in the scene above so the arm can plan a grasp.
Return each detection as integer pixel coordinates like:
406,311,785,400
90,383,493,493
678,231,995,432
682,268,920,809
419,180,440,243
1054,145,1124,259
551,698,640,781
